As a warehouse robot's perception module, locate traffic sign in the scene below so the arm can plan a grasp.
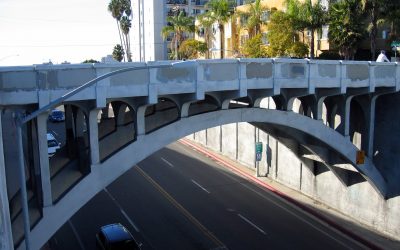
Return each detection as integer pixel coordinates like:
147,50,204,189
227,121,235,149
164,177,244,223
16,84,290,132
356,150,365,165
256,142,263,153
391,41,400,47
256,152,262,161
255,142,263,161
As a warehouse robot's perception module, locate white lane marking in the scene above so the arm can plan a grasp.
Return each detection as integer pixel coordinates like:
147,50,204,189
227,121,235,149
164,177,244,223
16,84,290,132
191,179,211,194
51,130,58,136
237,183,353,249
161,157,174,167
237,214,267,235
68,220,86,250
104,188,140,232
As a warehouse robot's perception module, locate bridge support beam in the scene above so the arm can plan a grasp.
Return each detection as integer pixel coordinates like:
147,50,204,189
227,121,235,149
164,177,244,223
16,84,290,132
37,114,52,206
89,109,100,165
0,110,14,250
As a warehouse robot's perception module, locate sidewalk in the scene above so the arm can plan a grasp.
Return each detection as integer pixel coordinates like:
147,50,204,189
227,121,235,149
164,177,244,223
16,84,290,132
179,138,400,250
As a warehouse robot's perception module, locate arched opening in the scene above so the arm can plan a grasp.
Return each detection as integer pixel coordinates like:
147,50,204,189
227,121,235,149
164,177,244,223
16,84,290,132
259,97,277,109
188,94,220,116
145,97,180,133
98,101,137,162
49,104,90,203
350,100,366,151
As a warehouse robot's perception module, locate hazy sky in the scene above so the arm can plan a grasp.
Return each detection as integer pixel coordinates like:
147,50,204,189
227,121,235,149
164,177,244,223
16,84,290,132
0,0,120,66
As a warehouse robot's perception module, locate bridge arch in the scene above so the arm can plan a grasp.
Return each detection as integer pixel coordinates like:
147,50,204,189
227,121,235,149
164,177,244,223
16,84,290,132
25,108,387,249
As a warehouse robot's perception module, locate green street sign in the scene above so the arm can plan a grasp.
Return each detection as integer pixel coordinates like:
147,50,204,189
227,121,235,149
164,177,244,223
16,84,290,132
255,142,263,153
391,41,400,47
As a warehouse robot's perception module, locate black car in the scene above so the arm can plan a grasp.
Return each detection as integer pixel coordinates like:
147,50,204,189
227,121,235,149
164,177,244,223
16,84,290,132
48,109,65,122
96,223,141,250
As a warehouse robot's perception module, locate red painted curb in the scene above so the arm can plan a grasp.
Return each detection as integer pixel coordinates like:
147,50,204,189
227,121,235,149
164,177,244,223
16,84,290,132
179,139,382,250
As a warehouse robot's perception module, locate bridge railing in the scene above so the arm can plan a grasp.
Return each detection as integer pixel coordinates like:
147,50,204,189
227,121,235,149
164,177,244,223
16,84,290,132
0,59,399,106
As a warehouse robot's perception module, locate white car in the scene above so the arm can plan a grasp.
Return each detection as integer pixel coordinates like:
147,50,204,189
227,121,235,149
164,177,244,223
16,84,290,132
47,133,60,157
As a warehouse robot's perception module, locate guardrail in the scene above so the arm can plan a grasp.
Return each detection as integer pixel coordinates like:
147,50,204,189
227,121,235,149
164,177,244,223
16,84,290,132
1,59,399,105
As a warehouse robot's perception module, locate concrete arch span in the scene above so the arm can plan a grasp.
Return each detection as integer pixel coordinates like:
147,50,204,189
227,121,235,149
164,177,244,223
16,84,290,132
23,108,387,250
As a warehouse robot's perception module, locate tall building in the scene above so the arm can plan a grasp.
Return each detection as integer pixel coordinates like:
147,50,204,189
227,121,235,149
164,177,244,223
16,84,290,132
131,0,211,62
131,0,244,62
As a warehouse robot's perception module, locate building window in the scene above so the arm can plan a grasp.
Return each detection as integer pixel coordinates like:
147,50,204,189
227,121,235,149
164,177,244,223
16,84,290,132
261,11,270,22
240,34,249,45
382,30,389,39
321,25,328,40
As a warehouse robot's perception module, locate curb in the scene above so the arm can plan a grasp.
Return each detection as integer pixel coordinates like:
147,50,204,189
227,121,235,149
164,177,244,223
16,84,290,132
179,138,382,250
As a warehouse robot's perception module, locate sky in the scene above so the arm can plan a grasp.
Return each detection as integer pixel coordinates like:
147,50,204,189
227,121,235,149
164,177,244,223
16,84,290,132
0,0,120,66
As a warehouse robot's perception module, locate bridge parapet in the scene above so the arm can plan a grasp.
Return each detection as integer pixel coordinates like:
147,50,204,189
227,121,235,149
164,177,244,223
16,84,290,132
0,59,399,107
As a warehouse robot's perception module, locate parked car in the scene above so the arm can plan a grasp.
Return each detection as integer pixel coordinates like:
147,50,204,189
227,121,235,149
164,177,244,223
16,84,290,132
96,223,141,250
47,133,60,157
48,109,65,122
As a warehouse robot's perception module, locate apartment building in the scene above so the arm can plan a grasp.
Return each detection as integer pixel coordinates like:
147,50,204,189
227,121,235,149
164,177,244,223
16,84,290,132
131,0,244,62
131,0,212,62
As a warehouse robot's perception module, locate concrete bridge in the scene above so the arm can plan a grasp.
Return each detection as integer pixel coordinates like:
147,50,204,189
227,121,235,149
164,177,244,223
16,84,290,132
0,58,399,249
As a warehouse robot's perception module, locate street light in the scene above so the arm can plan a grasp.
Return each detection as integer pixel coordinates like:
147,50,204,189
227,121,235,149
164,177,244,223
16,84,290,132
0,54,19,62
14,60,196,249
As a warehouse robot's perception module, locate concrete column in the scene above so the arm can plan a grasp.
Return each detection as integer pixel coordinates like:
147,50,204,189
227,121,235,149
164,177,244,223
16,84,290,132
75,111,90,174
136,106,147,136
36,114,52,206
343,96,354,140
89,109,100,165
64,106,76,158
0,110,14,250
367,96,378,157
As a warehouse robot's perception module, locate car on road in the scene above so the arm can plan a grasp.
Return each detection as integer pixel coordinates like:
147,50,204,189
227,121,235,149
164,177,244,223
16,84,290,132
48,109,65,122
47,133,60,157
96,223,141,250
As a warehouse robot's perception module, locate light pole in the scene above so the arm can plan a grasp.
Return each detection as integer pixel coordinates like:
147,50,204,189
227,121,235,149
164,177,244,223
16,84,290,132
14,60,195,249
0,54,19,62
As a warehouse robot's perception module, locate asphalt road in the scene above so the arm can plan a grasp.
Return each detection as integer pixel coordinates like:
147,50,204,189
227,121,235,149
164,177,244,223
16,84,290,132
48,142,366,250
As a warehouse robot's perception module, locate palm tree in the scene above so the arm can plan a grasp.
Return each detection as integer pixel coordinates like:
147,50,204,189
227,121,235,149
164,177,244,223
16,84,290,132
237,0,269,38
120,16,132,61
108,0,132,61
112,44,125,62
285,0,327,59
197,13,215,59
328,0,365,60
162,11,195,60
205,0,235,59
108,0,125,61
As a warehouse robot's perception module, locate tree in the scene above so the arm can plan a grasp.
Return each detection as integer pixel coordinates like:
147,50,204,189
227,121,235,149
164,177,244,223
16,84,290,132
385,1,400,41
285,0,327,59
266,10,308,58
360,0,388,60
179,39,208,59
205,0,235,59
328,0,365,60
197,13,215,59
112,44,124,62
237,0,269,38
240,34,268,58
108,0,132,62
82,59,100,63
120,15,132,61
162,11,195,60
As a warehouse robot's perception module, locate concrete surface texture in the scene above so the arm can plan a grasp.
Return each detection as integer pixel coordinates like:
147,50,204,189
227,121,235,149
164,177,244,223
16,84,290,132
188,93,400,241
2,59,400,249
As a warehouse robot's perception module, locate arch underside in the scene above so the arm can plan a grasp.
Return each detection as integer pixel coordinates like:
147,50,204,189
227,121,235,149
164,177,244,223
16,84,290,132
25,108,387,250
